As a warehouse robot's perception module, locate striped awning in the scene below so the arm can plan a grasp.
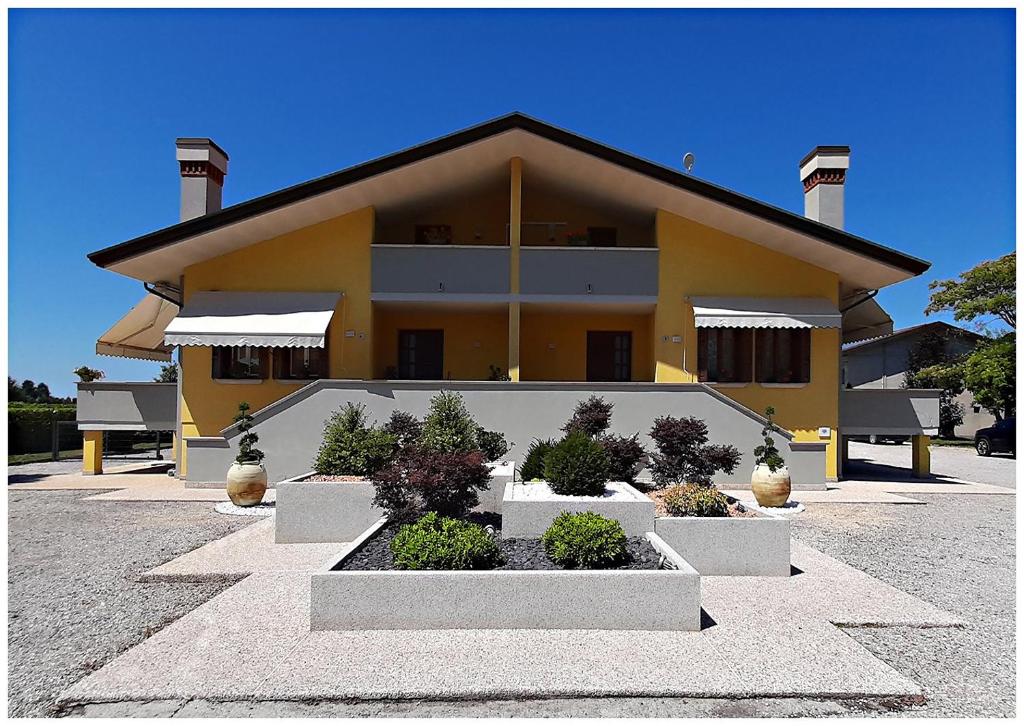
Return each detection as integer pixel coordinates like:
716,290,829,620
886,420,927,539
691,297,842,329
164,291,342,348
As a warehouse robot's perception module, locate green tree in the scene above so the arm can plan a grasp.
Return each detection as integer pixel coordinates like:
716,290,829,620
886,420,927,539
962,335,1015,421
8,376,25,402
903,330,965,438
154,364,178,383
925,252,1015,331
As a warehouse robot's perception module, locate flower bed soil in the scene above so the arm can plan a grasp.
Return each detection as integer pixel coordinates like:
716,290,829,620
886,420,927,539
334,517,662,571
646,489,758,519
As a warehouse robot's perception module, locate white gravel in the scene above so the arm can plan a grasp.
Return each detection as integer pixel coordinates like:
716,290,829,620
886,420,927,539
7,489,250,717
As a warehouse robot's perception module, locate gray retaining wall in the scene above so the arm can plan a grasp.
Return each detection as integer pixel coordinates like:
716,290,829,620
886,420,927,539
654,513,791,576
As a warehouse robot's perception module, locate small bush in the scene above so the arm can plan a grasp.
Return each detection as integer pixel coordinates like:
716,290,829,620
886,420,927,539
233,401,265,465
519,438,554,481
541,511,627,569
419,391,479,454
597,434,647,483
383,410,423,451
543,431,611,496
753,406,786,472
390,512,504,570
372,449,491,520
648,415,741,488
475,426,510,462
662,484,729,517
314,403,396,476
562,395,613,437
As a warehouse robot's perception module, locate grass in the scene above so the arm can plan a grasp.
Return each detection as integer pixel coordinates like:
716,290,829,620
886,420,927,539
931,437,977,448
8,441,164,467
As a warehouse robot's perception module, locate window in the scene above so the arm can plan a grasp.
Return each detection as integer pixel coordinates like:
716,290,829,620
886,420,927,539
275,346,328,380
398,330,444,380
586,331,632,382
211,346,268,380
697,328,753,383
755,329,811,384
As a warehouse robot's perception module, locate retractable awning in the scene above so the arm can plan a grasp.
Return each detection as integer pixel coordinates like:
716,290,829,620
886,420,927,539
96,293,177,362
841,296,893,344
164,291,342,348
691,297,842,329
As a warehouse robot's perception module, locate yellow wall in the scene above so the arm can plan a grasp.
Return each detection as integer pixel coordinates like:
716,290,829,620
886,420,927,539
654,209,841,477
373,308,509,380
520,311,654,382
180,207,375,440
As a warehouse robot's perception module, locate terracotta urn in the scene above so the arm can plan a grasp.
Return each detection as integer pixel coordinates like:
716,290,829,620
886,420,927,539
751,464,791,508
226,462,267,506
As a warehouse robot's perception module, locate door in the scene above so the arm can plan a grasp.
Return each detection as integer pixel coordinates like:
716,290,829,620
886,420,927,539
398,330,444,380
586,331,632,382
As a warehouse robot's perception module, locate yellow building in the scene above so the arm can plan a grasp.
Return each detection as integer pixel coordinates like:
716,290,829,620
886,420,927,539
84,115,937,484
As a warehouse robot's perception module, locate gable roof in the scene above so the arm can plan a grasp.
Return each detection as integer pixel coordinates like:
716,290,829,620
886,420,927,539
87,112,930,287
842,320,986,353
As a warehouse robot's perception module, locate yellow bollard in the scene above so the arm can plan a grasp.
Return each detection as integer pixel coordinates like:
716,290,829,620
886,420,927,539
911,435,931,478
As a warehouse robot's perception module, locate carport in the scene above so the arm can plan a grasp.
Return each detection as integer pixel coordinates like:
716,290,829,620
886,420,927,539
839,388,941,478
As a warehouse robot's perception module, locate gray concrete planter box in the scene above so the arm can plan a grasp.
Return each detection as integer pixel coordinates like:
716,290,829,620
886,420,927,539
653,507,790,577
274,473,384,544
500,481,656,537
474,461,515,514
311,528,700,631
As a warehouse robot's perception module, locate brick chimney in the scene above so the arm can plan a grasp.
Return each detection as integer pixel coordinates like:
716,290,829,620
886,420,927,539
799,146,850,229
175,138,229,221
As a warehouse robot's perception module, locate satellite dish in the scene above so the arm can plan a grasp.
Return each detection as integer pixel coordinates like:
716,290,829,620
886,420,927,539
683,152,695,173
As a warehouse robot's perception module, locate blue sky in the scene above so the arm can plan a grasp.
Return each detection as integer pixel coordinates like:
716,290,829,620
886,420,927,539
8,9,1016,397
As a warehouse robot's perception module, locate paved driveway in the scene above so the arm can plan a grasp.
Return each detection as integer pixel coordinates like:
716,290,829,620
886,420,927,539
847,440,1015,489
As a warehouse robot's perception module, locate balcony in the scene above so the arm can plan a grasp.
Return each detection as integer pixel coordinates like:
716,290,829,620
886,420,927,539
76,382,177,431
840,388,941,436
371,244,510,301
520,247,658,301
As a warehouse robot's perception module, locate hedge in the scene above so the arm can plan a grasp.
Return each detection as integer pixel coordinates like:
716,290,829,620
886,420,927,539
8,403,77,455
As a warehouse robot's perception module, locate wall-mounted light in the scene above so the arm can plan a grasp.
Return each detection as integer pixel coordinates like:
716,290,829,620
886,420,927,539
586,283,593,294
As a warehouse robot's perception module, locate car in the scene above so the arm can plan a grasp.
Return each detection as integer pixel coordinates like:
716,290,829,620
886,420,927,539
849,434,909,445
975,417,1015,457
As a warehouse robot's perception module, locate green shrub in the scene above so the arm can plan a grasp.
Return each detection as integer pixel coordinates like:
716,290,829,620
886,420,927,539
475,426,510,462
419,391,479,454
233,402,265,465
753,406,786,472
541,511,627,569
562,395,613,437
519,439,554,481
662,483,729,517
314,403,396,476
543,431,611,496
383,410,422,450
8,403,77,455
390,512,504,570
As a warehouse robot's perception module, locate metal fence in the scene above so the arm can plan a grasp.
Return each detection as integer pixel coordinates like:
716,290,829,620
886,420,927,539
34,422,172,462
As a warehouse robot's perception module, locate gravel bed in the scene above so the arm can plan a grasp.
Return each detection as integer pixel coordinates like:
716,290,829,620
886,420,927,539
335,520,662,571
7,490,251,717
790,493,1016,717
646,489,756,518
299,474,367,482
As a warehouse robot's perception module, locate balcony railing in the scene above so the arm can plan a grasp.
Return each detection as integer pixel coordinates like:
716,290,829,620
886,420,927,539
520,247,658,298
371,244,511,298
77,382,177,431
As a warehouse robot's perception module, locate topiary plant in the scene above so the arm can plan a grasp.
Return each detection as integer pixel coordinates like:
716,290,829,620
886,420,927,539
419,391,479,454
390,512,504,570
383,410,423,451
233,402,265,465
562,395,613,437
372,449,492,520
541,511,627,569
543,431,611,496
753,406,786,472
662,483,729,517
519,438,554,481
648,415,741,488
475,426,510,462
597,434,647,483
314,403,396,476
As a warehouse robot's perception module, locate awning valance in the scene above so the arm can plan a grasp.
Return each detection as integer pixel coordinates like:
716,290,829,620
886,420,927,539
164,291,342,348
691,297,842,330
96,293,177,362
841,296,893,344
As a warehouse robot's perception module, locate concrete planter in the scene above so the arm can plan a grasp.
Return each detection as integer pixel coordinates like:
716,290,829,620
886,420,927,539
500,481,656,537
473,460,515,514
653,507,790,577
310,529,700,631
274,473,383,544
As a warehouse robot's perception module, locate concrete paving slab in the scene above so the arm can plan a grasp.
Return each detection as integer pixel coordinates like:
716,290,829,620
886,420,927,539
721,479,1013,505
87,484,277,503
141,517,346,581
59,537,958,707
